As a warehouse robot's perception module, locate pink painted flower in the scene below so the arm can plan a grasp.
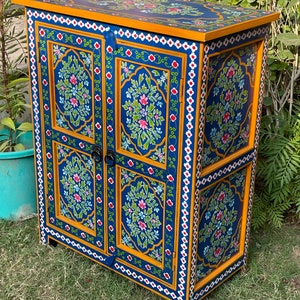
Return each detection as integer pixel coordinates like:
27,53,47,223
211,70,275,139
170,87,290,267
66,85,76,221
138,200,146,209
168,7,181,13
70,74,77,85
70,97,78,107
144,3,156,9
73,173,80,183
222,133,230,143
215,229,222,239
223,112,231,122
138,221,147,231
74,194,81,202
139,119,148,130
227,66,235,78
214,247,222,257
139,94,148,106
218,191,226,202
216,211,223,221
242,130,249,140
225,90,232,101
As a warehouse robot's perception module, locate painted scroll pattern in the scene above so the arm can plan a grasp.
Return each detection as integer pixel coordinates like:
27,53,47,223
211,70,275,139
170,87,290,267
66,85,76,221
202,44,258,168
53,46,94,138
56,144,95,231
120,61,168,164
120,168,165,263
196,167,247,281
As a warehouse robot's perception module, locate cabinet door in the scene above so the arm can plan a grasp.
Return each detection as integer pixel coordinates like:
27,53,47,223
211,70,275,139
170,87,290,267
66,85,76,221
38,24,106,252
105,40,185,285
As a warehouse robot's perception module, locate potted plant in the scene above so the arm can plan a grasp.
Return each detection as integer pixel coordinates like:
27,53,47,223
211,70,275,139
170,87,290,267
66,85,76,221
0,0,36,219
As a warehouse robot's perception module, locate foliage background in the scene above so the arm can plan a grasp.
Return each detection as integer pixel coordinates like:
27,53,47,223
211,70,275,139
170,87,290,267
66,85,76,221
208,0,300,228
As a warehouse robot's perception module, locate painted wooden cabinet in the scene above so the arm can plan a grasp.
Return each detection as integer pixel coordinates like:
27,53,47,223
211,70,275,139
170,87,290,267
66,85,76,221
13,0,278,298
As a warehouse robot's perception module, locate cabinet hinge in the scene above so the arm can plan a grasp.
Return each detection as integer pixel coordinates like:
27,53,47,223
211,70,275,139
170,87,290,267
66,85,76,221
179,78,184,103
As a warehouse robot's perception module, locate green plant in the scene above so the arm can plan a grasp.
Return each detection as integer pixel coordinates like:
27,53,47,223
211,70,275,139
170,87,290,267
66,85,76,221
253,0,300,228
0,0,31,152
252,111,300,229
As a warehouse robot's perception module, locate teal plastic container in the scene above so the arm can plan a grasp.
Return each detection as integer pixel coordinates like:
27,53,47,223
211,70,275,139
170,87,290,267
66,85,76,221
0,131,37,219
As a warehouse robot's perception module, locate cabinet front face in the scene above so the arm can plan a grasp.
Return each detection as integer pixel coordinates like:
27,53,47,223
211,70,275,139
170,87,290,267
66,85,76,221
38,23,106,251
37,21,186,287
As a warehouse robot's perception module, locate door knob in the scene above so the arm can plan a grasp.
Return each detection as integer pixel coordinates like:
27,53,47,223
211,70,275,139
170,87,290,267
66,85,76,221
92,146,103,163
105,150,116,167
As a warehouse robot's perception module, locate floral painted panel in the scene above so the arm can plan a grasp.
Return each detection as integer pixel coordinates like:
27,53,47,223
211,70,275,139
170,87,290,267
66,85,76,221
53,45,94,138
196,167,248,282
120,61,168,165
116,44,182,167
119,168,165,264
202,43,258,168
56,143,96,233
38,26,104,140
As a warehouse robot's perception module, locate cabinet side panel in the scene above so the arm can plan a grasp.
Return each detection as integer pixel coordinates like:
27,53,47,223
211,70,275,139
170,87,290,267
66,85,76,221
191,25,271,299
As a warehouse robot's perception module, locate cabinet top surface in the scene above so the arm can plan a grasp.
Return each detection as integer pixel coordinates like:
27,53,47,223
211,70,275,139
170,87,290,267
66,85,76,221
13,0,279,41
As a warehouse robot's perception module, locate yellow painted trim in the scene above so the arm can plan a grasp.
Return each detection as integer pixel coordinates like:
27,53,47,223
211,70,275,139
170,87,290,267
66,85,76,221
13,0,279,42
248,40,265,148
185,42,205,300
194,163,252,291
102,36,109,255
200,39,265,178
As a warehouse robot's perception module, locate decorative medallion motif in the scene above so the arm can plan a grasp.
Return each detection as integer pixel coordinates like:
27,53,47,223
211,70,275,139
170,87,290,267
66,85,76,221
202,44,258,168
196,167,247,282
120,168,165,263
121,63,167,163
54,47,93,138
38,26,103,140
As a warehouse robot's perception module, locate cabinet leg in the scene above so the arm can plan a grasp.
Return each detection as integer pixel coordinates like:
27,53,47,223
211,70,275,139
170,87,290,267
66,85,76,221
48,238,58,247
